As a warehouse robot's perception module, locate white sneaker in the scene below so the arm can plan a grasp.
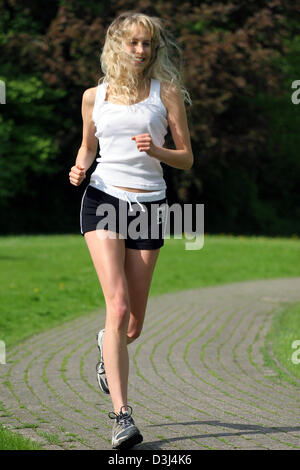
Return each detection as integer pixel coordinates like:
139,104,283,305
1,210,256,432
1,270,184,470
109,406,143,449
96,329,109,394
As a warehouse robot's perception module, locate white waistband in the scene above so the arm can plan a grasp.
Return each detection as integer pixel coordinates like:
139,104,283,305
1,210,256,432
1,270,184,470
89,178,166,213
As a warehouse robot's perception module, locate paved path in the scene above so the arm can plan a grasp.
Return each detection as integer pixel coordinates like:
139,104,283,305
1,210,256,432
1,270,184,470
1,278,300,450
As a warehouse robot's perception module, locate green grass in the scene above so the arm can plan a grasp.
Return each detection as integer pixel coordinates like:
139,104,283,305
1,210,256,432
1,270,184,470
263,302,300,385
0,233,300,449
1,233,299,349
0,421,43,450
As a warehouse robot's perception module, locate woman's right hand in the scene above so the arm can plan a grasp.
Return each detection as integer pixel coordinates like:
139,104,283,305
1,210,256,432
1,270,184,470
69,164,86,186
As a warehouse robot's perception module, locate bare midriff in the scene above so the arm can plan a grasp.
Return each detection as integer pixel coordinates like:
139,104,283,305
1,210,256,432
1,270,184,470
112,186,154,193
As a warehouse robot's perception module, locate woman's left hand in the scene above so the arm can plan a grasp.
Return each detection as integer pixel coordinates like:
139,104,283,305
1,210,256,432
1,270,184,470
132,133,157,157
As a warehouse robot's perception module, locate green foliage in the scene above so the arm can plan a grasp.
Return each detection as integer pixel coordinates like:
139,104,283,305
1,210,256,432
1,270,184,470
0,0,299,235
0,0,60,35
61,0,108,17
0,71,66,202
247,35,300,234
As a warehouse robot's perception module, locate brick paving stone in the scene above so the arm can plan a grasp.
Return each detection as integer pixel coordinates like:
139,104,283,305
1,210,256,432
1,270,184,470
1,278,300,450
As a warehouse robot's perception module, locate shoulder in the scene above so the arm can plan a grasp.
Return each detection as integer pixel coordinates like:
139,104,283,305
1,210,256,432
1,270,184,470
160,81,181,100
82,86,98,106
160,80,182,110
159,80,184,118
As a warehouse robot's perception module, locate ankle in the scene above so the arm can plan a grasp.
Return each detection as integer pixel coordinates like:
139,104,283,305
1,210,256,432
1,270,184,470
114,404,128,414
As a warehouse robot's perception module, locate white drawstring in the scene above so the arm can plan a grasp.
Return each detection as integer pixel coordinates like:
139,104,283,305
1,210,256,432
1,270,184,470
135,194,146,212
124,193,146,212
125,194,133,212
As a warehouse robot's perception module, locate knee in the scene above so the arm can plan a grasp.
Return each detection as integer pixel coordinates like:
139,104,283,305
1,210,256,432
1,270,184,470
108,299,130,330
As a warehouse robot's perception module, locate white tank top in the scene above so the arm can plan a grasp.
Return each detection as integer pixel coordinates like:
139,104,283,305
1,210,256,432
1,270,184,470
90,78,168,191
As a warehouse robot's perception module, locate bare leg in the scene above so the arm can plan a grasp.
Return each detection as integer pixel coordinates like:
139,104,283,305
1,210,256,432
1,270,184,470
84,231,161,414
84,230,130,413
125,247,160,343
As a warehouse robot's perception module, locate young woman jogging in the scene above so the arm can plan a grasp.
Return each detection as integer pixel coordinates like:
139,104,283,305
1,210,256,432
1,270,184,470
69,11,193,450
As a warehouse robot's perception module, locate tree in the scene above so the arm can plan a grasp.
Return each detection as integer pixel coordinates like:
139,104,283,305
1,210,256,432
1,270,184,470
1,0,299,234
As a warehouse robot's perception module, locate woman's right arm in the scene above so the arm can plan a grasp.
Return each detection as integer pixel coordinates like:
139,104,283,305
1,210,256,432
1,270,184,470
69,87,98,186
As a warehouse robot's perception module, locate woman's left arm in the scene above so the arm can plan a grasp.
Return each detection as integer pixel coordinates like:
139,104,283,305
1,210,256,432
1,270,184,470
132,82,194,170
152,81,194,170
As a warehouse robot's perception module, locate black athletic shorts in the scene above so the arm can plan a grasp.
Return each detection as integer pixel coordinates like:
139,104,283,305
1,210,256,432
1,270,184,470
80,185,168,250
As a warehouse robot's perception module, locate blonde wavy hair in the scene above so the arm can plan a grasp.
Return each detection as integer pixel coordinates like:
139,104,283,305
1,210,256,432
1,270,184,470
98,11,192,105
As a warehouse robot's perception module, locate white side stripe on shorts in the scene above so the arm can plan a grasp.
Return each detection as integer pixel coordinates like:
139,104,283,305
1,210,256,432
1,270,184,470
80,185,88,235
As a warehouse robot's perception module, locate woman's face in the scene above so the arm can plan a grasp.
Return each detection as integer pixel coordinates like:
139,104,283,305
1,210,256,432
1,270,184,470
123,24,152,73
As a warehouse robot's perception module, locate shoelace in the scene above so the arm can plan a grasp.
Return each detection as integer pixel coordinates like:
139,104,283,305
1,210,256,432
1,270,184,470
97,361,105,371
109,405,133,424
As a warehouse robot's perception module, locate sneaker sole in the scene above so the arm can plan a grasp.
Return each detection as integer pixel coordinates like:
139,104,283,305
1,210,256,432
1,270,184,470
96,362,110,394
113,432,143,450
